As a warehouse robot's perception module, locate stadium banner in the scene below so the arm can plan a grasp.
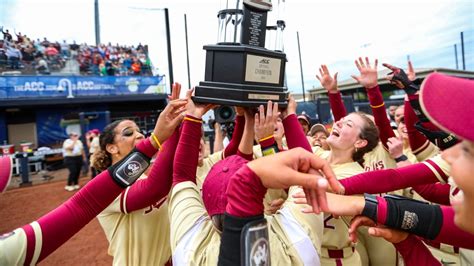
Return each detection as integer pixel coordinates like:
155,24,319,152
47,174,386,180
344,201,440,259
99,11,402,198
0,75,166,99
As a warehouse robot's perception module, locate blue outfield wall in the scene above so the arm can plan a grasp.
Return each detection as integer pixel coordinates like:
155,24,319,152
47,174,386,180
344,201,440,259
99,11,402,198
0,75,166,99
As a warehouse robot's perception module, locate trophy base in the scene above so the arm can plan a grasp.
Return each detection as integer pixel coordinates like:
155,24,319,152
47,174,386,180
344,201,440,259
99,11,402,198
193,81,288,107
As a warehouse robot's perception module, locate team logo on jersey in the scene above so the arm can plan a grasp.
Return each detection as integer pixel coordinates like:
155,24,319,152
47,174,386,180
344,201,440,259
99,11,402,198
124,161,142,178
250,237,270,266
401,210,419,230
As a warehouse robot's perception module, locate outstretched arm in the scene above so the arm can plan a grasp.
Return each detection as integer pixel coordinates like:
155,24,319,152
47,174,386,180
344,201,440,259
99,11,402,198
353,57,396,148
316,65,346,121
0,140,157,265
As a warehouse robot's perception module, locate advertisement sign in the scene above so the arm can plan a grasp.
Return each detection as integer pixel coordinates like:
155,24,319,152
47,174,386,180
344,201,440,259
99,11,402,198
0,75,165,99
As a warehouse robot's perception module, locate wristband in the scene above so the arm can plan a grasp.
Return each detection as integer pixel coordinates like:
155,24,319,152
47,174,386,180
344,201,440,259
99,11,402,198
259,135,274,142
150,133,163,151
108,148,151,187
361,193,378,222
184,116,203,124
394,154,408,163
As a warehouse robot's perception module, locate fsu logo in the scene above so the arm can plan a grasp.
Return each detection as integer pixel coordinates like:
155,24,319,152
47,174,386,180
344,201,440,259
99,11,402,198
124,161,142,177
251,238,270,266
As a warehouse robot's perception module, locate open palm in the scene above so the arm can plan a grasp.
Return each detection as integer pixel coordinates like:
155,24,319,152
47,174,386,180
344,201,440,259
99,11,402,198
352,57,378,89
316,65,338,93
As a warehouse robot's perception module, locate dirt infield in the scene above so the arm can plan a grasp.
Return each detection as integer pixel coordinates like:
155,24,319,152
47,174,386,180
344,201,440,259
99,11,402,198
0,178,112,265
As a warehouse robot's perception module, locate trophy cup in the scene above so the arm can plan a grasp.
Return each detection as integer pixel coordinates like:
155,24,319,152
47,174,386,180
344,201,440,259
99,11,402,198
193,0,288,107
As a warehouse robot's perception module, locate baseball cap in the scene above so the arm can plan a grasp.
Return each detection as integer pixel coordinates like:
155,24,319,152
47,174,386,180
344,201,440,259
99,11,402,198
202,155,249,217
420,73,474,142
297,114,310,126
0,156,13,193
309,123,329,137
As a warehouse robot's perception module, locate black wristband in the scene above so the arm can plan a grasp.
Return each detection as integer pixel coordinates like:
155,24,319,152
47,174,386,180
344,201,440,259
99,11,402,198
383,194,442,240
107,148,151,187
395,154,408,163
361,193,378,222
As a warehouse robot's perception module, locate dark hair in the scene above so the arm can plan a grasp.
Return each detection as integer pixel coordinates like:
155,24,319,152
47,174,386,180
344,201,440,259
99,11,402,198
351,112,380,164
91,120,123,171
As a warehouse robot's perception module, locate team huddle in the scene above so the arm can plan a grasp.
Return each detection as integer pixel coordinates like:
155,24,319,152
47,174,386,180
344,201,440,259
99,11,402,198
1,58,474,266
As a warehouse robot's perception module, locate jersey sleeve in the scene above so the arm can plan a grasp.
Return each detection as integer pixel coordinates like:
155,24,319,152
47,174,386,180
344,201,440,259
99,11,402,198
168,181,208,251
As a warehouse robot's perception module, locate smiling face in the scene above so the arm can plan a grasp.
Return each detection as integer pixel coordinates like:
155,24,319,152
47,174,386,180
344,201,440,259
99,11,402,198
442,140,474,234
106,120,144,162
312,131,329,150
397,118,408,140
327,113,367,152
394,105,404,125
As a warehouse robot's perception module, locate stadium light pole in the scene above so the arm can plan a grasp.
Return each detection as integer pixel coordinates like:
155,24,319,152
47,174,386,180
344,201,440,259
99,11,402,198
297,31,306,102
94,0,101,46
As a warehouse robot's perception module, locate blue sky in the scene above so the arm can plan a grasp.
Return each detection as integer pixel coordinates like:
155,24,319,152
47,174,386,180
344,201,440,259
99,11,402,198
1,0,473,93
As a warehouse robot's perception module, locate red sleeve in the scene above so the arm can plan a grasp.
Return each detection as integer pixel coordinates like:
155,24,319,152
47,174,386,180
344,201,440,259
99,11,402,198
328,91,347,122
282,114,312,152
404,97,431,154
434,206,474,249
393,235,441,266
407,94,442,132
224,115,245,158
123,130,179,213
366,85,396,149
340,162,446,195
226,164,267,217
411,183,451,206
172,116,202,186
22,168,123,263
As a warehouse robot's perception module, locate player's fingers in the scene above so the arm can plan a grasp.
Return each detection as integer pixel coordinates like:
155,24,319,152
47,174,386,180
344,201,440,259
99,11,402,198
368,227,392,240
355,60,362,72
365,57,371,68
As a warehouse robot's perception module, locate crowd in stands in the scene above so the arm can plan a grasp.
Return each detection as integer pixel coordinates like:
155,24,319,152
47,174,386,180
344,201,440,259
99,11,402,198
0,26,152,76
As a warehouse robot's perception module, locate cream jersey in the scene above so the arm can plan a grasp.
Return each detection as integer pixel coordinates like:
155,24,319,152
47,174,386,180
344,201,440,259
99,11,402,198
0,222,42,265
169,181,323,266
363,142,397,171
98,175,171,266
196,151,223,190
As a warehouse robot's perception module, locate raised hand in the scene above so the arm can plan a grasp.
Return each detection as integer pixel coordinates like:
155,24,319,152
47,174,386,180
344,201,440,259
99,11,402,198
281,94,297,119
168,82,182,101
185,88,216,119
153,98,188,144
407,60,416,81
352,57,379,89
382,63,411,89
254,101,279,141
348,216,409,244
316,64,338,93
387,136,404,159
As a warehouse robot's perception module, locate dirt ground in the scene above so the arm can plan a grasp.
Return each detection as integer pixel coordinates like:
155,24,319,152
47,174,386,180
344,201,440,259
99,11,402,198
0,177,113,265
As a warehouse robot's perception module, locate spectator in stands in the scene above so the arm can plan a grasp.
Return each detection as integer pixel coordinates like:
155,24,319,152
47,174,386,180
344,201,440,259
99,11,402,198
35,53,50,75
131,58,142,75
60,40,69,58
1,26,13,41
62,132,86,191
45,44,58,57
6,43,22,69
69,40,79,59
40,37,50,47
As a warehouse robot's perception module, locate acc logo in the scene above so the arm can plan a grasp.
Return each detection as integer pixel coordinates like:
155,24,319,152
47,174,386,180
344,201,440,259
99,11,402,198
126,78,140,92
124,161,142,177
259,59,270,64
251,237,270,266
